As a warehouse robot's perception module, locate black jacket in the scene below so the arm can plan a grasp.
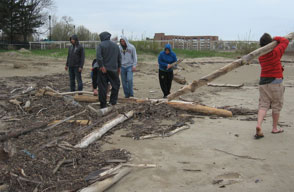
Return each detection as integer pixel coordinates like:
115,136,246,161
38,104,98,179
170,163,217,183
66,35,85,68
96,32,121,71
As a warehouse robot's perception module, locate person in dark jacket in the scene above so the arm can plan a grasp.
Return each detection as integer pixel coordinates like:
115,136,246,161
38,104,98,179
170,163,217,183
65,35,85,92
158,44,177,98
255,33,289,139
96,32,121,108
91,59,99,96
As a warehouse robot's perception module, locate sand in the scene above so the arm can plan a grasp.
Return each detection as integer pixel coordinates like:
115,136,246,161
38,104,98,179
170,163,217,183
0,51,294,191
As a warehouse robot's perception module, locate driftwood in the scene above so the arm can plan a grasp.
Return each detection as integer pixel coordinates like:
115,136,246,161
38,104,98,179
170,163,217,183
0,123,48,142
168,32,294,101
48,120,91,126
173,75,187,85
43,110,86,131
207,83,244,88
75,111,134,148
167,102,233,117
87,105,114,117
138,125,190,140
80,167,132,192
170,58,184,68
74,95,98,103
53,158,73,174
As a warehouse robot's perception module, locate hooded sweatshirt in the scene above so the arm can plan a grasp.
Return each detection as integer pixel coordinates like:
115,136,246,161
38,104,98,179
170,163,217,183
158,44,177,72
119,36,137,68
66,35,85,68
96,32,121,71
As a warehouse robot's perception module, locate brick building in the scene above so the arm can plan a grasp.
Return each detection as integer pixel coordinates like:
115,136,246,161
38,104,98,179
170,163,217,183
153,33,219,50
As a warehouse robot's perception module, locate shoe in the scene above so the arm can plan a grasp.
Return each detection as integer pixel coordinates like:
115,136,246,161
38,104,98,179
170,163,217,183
271,129,284,134
254,134,264,139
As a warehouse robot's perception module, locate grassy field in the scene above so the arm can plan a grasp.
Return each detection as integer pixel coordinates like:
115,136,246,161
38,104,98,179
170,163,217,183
2,48,241,60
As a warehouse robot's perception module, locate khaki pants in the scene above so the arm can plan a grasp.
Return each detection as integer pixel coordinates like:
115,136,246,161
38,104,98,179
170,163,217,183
259,83,284,113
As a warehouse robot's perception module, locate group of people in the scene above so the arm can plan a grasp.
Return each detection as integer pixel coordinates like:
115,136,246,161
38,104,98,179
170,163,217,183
65,31,178,109
65,31,289,139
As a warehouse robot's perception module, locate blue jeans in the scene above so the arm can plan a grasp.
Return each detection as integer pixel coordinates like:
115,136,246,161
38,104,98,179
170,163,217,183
68,67,83,92
121,66,134,98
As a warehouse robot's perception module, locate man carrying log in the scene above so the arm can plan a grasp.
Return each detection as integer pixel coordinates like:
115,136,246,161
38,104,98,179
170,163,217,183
158,44,178,98
96,32,121,109
255,33,289,139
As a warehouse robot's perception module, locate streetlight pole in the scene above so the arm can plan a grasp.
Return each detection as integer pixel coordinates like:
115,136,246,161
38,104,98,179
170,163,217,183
49,15,51,41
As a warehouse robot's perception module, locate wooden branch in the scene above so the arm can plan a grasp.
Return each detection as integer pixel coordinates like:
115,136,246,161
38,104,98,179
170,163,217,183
47,120,91,126
168,32,294,101
138,125,190,140
43,110,86,131
59,91,93,95
87,105,114,117
170,58,184,68
80,167,132,192
0,122,48,142
74,95,98,103
75,111,134,148
207,83,244,88
167,101,233,117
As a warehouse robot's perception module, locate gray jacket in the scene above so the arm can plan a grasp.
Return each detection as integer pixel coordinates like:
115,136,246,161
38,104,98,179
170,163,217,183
96,32,121,72
66,35,85,68
119,36,137,68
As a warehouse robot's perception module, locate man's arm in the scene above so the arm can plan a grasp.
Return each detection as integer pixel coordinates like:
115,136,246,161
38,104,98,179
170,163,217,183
273,36,289,59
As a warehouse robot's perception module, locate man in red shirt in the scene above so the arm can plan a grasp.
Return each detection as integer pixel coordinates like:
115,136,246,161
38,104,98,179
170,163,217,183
255,33,289,139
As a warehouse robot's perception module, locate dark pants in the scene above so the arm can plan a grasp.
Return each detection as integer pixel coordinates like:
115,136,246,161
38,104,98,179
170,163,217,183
159,69,173,97
69,67,83,92
97,70,120,108
92,67,98,89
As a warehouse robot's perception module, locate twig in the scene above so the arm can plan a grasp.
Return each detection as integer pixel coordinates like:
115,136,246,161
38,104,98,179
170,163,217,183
10,172,42,184
53,158,66,174
43,110,86,131
10,87,23,94
36,108,47,116
214,148,265,161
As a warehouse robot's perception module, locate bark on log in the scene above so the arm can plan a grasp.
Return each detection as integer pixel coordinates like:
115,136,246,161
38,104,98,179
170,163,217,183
75,111,134,148
167,32,294,101
167,102,233,117
173,75,187,85
80,167,132,192
74,95,98,103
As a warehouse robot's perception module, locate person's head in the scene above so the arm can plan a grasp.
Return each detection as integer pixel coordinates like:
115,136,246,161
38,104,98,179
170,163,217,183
99,32,111,41
259,33,272,47
164,44,172,54
70,35,79,45
120,39,126,47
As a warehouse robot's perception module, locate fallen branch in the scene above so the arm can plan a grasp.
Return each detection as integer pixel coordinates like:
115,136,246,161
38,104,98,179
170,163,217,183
214,148,265,161
10,172,42,184
167,102,233,117
43,110,86,131
48,120,91,126
168,32,294,101
75,111,134,148
138,125,190,140
87,105,114,117
80,167,132,192
53,158,73,174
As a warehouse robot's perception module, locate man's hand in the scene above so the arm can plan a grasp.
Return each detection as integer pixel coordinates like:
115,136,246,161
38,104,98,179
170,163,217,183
93,89,98,96
167,64,172,69
100,66,107,73
65,66,68,71
132,66,136,72
78,67,83,72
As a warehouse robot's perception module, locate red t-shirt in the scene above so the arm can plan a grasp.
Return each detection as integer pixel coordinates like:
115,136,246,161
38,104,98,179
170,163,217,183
258,36,289,78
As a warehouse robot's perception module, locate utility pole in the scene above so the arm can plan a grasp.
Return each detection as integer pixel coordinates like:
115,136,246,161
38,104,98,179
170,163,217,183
49,15,51,41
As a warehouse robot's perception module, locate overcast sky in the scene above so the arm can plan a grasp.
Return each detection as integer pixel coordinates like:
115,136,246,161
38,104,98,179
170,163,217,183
53,0,294,40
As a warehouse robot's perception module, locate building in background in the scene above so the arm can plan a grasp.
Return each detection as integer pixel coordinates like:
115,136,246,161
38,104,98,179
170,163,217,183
154,33,219,50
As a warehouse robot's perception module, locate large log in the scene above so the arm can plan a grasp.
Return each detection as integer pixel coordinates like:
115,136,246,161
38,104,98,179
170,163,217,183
75,111,134,148
173,75,187,85
167,32,294,101
167,101,233,117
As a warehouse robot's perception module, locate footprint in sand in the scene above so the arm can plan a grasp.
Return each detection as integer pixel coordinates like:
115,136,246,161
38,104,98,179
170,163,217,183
212,172,242,187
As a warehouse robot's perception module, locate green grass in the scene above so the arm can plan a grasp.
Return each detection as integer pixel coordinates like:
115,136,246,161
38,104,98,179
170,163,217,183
1,47,240,59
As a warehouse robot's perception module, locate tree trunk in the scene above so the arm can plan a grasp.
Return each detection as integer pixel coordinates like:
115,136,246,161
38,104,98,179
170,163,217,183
173,75,187,85
167,101,233,117
167,32,294,101
75,111,134,148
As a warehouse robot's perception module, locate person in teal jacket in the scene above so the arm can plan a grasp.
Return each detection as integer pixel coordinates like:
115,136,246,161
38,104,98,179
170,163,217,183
158,44,177,98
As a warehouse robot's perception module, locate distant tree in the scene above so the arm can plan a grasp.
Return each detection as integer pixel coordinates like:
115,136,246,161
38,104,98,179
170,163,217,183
76,25,91,41
51,16,74,41
0,0,54,43
91,32,100,41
